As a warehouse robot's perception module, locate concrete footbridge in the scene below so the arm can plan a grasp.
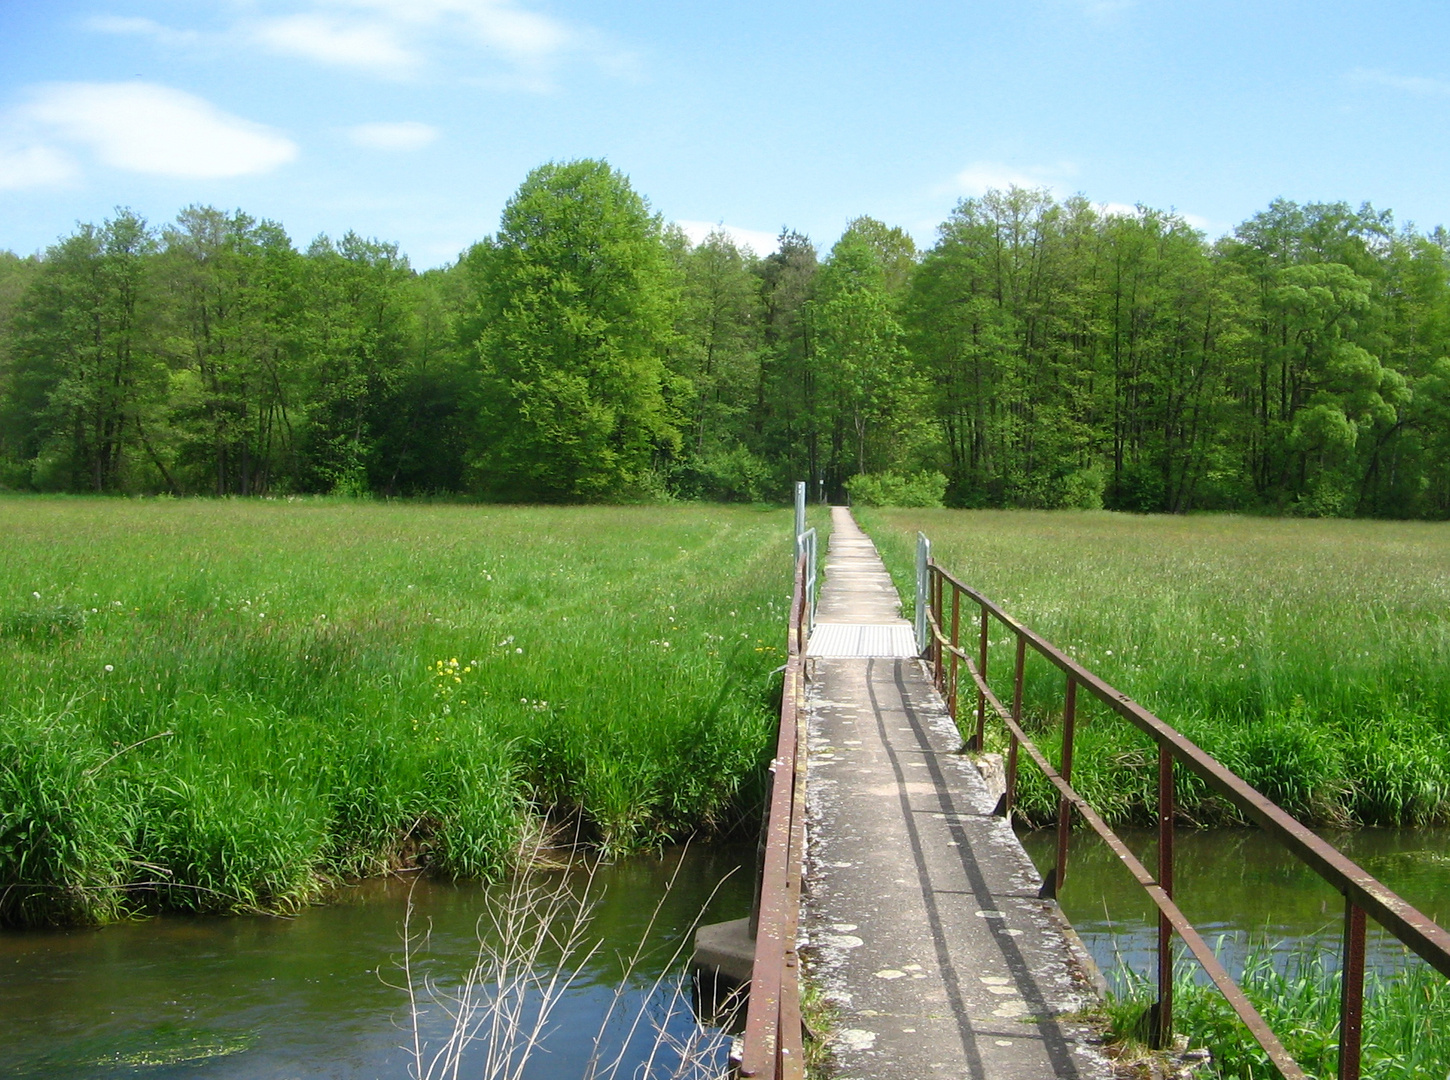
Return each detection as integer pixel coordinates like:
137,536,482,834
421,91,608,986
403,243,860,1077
695,507,1111,1078
799,508,1111,1078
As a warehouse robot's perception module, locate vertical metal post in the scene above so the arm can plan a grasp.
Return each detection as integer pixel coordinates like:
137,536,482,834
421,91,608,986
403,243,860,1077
973,607,989,752
1042,676,1077,900
1001,634,1026,819
947,585,961,720
793,481,806,560
1338,898,1366,1080
1152,741,1176,1049
915,533,931,654
932,568,945,688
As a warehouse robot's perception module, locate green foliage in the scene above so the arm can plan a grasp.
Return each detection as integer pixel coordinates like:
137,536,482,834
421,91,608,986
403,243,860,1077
0,498,795,925
845,469,947,507
1108,943,1450,1079
864,507,1450,828
470,159,681,500
4,175,1450,516
0,709,133,925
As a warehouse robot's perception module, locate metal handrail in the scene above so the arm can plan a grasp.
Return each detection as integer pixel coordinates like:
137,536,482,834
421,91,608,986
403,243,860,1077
738,550,809,1080
797,528,817,632
921,554,1450,1080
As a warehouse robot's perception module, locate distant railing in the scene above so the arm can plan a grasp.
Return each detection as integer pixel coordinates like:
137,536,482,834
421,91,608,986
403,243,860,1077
737,545,809,1079
916,534,1450,1080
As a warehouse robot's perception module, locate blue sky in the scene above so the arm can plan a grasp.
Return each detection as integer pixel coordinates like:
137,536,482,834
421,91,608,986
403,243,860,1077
2,1,1449,266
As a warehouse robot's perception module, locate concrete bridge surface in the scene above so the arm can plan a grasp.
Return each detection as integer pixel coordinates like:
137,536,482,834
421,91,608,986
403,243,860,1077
801,507,1112,1079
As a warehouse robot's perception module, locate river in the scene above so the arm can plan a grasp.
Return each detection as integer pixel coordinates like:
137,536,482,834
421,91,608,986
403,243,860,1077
0,843,755,1079
1019,825,1450,986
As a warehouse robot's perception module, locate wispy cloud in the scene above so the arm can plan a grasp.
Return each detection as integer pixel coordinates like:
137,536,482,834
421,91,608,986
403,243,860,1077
0,143,77,191
346,121,439,151
7,83,296,182
677,220,780,256
254,13,418,74
81,2,632,88
248,0,625,85
82,15,202,48
949,160,1077,196
1348,66,1450,97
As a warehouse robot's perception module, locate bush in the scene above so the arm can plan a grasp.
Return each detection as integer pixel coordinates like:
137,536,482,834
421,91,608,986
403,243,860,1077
846,470,948,508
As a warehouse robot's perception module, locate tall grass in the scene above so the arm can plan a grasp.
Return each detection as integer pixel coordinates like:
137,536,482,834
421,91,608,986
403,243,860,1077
1106,942,1450,1079
860,508,1450,828
0,497,804,926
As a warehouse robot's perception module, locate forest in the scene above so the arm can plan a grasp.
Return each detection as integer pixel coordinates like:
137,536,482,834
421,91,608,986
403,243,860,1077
2,157,1449,517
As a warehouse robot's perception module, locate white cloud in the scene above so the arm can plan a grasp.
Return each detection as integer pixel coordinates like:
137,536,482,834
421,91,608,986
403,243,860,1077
950,160,1075,196
1348,67,1450,97
677,221,780,256
0,143,77,191
83,15,201,47
254,14,418,74
243,0,616,83
347,121,439,151
17,83,297,179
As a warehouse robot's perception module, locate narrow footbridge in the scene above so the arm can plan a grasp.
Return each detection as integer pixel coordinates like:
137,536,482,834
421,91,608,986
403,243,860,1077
799,508,1110,1078
699,501,1450,1080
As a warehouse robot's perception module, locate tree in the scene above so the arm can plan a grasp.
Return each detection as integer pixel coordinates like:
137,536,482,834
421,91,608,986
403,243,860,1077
157,206,303,495
3,211,163,491
669,229,767,498
813,219,918,491
471,159,681,500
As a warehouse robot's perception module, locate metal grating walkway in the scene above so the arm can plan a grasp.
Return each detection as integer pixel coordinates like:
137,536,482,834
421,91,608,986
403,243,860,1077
806,622,919,658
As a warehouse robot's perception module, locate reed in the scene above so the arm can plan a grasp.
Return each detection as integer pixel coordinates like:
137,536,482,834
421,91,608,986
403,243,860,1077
1105,941,1450,1079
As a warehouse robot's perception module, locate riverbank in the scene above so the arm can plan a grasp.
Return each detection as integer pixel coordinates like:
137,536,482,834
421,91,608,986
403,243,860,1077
0,497,805,927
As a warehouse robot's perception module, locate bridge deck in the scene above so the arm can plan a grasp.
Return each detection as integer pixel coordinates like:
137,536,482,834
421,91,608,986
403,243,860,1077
803,508,1111,1079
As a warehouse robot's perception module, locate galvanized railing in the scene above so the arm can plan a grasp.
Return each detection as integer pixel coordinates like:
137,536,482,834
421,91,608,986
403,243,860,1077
738,545,810,1080
917,534,1450,1080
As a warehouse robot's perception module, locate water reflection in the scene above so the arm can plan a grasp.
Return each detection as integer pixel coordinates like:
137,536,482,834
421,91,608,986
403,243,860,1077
1020,826,1450,986
0,844,754,1079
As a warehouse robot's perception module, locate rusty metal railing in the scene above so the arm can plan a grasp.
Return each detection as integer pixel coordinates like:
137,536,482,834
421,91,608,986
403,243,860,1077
738,549,809,1079
921,553,1450,1080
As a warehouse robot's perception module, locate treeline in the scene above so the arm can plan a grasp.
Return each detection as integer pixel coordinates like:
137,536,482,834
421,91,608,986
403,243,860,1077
3,159,1450,515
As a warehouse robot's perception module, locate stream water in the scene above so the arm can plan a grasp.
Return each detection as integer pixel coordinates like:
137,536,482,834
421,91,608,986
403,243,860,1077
0,843,755,1080
6,829,1446,1076
1019,826,1450,986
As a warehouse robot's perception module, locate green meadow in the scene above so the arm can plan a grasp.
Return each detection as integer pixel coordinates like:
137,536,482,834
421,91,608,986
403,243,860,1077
861,509,1450,829
0,498,799,927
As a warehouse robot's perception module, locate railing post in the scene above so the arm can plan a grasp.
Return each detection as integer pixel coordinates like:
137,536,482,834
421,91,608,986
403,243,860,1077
947,585,961,721
932,567,945,689
793,481,806,560
972,606,989,752
1152,741,1176,1049
914,533,931,654
998,633,1026,819
1041,676,1077,900
1338,898,1366,1080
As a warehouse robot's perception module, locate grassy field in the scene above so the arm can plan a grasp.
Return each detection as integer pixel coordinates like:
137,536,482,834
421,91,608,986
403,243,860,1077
0,497,804,927
860,509,1450,829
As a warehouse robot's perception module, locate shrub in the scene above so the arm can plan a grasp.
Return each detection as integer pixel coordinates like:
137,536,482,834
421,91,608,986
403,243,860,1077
846,470,948,508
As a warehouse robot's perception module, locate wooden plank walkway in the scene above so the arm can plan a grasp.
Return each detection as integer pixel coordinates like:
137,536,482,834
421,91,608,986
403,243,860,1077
802,508,1112,1079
